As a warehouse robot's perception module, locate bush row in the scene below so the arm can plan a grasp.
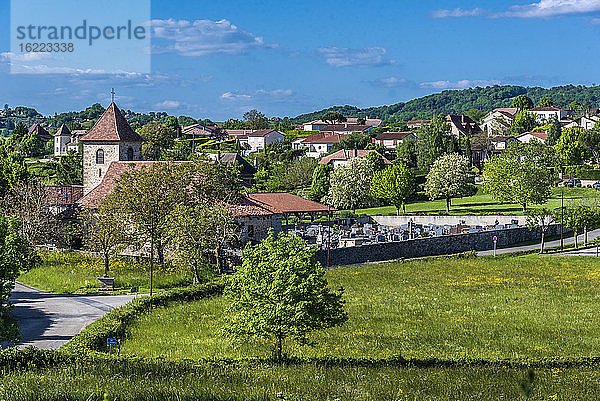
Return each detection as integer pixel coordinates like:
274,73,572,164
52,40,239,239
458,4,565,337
564,166,600,181
62,282,224,353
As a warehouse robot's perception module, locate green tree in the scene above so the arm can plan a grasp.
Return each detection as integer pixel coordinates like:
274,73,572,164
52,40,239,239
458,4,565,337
327,157,377,212
556,203,597,249
538,97,554,107
0,217,36,342
417,113,457,171
370,163,415,214
55,151,83,185
321,111,346,124
20,133,45,157
308,164,332,202
164,116,181,138
545,116,563,147
525,208,554,254
395,137,418,168
0,150,28,198
511,95,534,110
243,109,269,130
281,157,318,190
424,154,474,213
579,125,600,166
168,202,238,283
336,131,372,150
482,143,555,212
224,232,347,361
79,205,128,277
139,122,176,160
103,162,196,295
554,127,587,166
508,110,538,135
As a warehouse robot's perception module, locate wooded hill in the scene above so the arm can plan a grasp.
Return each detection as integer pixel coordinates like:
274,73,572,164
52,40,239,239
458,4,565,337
292,85,600,124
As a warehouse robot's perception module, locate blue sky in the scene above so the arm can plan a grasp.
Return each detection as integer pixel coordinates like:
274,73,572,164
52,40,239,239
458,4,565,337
2,0,600,120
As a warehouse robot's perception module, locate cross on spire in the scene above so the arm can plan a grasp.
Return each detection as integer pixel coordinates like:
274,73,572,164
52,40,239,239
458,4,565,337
110,88,115,103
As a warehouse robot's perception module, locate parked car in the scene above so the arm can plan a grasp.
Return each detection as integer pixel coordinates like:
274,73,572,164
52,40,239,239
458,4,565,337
593,181,600,189
566,179,581,186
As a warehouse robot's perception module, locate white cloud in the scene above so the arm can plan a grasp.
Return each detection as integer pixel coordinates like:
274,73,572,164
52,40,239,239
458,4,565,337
419,79,501,90
431,8,484,18
502,0,600,17
221,89,293,102
368,77,413,88
318,47,395,67
432,1,600,19
154,100,181,109
150,19,275,56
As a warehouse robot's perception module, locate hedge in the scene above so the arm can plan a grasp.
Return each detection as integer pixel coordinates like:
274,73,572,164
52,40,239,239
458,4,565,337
62,282,224,353
564,166,600,181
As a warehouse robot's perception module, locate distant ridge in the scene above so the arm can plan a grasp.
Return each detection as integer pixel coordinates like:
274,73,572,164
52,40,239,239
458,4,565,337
292,85,600,124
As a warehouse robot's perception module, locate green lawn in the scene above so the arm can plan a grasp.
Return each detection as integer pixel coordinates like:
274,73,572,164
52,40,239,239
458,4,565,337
18,251,192,294
356,186,599,216
3,359,600,400
122,254,600,363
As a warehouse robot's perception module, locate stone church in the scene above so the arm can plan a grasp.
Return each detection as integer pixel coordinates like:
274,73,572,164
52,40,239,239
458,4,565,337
80,102,144,195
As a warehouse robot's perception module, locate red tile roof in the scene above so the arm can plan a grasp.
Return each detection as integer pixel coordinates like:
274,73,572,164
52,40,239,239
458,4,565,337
28,123,52,142
529,107,567,112
246,130,284,137
300,132,346,144
81,103,145,142
245,192,334,214
374,132,414,141
319,149,392,165
321,124,370,132
519,131,548,141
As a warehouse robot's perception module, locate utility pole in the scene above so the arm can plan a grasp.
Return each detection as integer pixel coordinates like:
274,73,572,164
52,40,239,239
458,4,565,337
560,187,564,251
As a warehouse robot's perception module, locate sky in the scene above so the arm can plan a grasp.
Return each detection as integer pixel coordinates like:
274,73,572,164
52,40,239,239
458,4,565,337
1,0,600,120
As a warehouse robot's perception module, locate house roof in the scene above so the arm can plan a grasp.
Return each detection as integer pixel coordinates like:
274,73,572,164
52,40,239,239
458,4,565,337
80,103,145,142
54,124,71,137
319,149,392,165
494,107,519,116
306,118,382,127
375,132,413,140
246,130,284,137
28,123,52,142
407,119,431,125
518,131,548,141
77,161,171,208
300,132,345,144
320,124,371,132
207,152,257,176
245,192,334,214
446,115,482,135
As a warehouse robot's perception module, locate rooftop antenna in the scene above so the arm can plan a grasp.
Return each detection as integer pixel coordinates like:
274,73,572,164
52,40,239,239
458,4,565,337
110,88,115,103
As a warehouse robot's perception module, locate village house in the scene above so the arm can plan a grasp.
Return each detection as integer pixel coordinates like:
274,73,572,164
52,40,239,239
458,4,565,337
28,123,52,143
516,131,547,144
446,115,482,138
318,149,392,169
54,124,72,156
303,117,381,131
564,115,600,130
373,132,416,151
292,132,345,158
246,129,285,153
481,108,518,136
528,107,572,123
206,152,257,186
406,119,430,129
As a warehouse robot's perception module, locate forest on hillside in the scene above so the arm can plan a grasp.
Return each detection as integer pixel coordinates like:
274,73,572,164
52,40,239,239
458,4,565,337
292,85,600,124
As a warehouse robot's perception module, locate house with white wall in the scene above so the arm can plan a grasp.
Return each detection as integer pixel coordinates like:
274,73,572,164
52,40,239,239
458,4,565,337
246,130,285,153
293,132,345,158
529,107,571,123
516,131,547,144
481,108,518,136
373,132,416,151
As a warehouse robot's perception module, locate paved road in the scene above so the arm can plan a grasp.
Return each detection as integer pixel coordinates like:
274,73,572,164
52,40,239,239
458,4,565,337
477,228,600,256
10,282,136,349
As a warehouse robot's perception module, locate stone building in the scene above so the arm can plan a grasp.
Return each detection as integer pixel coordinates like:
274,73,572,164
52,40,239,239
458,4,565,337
80,102,144,195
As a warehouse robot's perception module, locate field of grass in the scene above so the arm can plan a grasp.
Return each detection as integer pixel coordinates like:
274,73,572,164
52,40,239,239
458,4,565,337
356,186,600,216
2,359,600,400
18,251,192,294
121,254,600,363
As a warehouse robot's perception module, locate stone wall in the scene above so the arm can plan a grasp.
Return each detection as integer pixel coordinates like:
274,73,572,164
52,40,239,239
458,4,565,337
82,141,120,194
372,215,532,227
314,224,565,267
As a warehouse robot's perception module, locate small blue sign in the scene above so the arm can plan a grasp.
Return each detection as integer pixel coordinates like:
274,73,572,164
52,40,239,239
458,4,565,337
492,236,498,242
107,338,118,345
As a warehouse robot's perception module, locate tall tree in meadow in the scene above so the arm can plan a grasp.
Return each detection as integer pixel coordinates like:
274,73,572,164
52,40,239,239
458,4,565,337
327,157,377,213
482,142,555,213
308,164,332,202
554,127,587,166
417,113,457,171
139,122,176,160
424,154,474,213
525,208,554,254
321,111,346,124
104,162,195,295
370,163,415,215
224,232,347,362
243,109,269,130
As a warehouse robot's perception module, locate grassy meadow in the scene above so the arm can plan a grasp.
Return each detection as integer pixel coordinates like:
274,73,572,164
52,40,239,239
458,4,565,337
356,186,600,216
121,254,600,363
18,251,192,294
3,359,600,400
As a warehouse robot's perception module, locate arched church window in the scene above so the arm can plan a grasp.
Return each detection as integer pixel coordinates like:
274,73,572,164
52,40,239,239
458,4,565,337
96,149,104,164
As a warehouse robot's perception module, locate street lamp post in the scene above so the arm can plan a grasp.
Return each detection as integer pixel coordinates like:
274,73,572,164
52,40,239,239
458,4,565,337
560,187,564,251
